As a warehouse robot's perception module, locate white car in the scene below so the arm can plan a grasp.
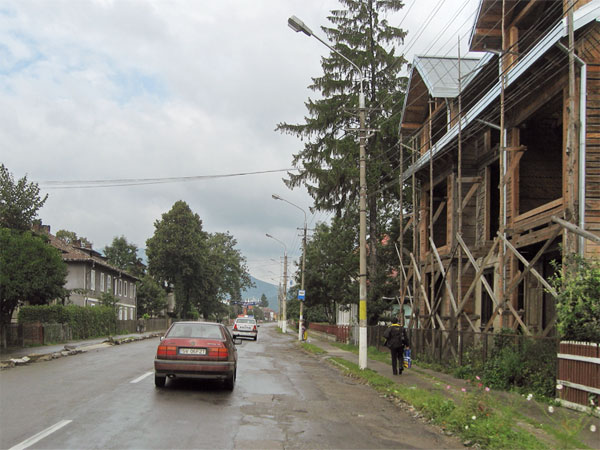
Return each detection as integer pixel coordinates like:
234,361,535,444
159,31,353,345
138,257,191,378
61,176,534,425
232,317,258,341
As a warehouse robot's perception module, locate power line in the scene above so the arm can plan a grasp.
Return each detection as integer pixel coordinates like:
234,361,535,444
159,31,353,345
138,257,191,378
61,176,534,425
38,168,299,189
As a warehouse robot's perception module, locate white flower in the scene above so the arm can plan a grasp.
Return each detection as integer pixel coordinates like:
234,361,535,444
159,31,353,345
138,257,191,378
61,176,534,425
590,425,596,433
556,384,563,390
527,393,533,401
465,425,469,430
471,416,477,420
548,406,554,413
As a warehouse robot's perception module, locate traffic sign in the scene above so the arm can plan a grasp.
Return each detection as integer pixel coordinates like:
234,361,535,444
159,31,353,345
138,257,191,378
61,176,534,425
298,290,305,300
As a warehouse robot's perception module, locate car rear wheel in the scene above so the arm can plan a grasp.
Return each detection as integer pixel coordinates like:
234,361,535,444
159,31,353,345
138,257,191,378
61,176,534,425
253,336,257,341
155,374,166,388
224,370,235,391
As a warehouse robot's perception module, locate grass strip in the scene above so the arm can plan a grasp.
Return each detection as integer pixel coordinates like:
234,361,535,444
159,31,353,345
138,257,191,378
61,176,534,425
328,356,563,449
300,342,327,355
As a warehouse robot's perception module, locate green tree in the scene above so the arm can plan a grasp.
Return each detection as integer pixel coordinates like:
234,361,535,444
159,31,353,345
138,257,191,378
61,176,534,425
252,307,265,321
56,229,92,247
277,0,407,315
146,201,208,319
0,229,68,345
259,293,269,308
199,232,254,320
136,274,168,318
104,235,143,277
0,164,48,231
301,213,358,323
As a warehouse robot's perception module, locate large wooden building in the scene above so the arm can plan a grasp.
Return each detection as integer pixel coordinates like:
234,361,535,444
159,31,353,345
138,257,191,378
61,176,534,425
397,0,600,335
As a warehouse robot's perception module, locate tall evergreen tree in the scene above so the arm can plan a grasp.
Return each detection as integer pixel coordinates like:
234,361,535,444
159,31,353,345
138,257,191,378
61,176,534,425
278,0,407,323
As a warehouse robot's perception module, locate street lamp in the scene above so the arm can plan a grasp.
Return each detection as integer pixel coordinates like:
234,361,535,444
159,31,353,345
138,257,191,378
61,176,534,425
266,233,288,334
288,15,368,369
272,194,307,341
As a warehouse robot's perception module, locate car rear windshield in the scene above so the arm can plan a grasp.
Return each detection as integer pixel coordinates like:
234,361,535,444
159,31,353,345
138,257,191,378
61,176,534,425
167,323,224,339
236,318,255,324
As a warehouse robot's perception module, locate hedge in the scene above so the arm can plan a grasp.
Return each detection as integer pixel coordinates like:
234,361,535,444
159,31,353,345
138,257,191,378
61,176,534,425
18,304,118,339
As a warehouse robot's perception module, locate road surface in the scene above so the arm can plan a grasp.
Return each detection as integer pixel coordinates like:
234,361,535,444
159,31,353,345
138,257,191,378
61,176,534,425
0,323,461,449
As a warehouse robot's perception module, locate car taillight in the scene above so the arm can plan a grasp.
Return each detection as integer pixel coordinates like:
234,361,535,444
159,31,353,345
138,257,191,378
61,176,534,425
157,345,176,357
233,323,238,330
208,345,228,360
252,325,257,331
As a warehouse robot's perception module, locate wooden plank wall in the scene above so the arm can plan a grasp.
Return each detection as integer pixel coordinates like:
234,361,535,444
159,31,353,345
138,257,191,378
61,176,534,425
581,24,600,257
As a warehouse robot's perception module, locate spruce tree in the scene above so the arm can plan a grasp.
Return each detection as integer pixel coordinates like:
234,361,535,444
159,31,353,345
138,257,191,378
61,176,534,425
277,0,407,323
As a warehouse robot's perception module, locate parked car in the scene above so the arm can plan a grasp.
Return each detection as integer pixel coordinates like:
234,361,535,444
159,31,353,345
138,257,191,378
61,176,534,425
232,317,258,340
154,321,241,390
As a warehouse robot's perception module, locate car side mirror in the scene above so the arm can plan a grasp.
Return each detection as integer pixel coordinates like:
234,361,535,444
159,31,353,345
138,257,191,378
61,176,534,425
257,324,260,327
233,338,243,345
160,336,164,341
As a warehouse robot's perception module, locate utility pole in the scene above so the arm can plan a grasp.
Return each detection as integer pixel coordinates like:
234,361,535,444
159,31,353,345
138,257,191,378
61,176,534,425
283,252,288,334
299,223,307,341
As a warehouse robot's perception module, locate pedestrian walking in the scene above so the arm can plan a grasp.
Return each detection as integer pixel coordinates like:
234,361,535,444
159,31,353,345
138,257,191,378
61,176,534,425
383,317,409,375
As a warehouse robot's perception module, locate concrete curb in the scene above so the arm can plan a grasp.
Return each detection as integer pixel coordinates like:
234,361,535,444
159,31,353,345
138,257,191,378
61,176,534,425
0,332,163,370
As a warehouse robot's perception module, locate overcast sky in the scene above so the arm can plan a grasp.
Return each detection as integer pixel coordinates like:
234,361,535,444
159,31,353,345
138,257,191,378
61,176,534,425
1,0,479,285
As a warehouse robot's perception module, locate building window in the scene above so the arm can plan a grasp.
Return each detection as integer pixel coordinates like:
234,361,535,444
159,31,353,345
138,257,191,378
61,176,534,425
100,273,105,292
107,275,112,293
133,284,136,299
124,281,127,298
129,308,134,320
118,279,122,296
90,269,96,291
114,278,117,295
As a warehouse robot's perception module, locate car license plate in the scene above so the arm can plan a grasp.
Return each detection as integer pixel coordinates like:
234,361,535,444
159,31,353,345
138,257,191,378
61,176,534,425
179,348,206,355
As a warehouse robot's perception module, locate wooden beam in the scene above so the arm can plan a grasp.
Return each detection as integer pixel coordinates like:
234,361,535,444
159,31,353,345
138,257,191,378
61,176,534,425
456,236,499,315
552,216,600,244
432,200,446,226
498,232,557,297
429,237,458,314
500,148,525,188
410,252,436,329
403,216,414,234
504,225,562,299
461,182,481,212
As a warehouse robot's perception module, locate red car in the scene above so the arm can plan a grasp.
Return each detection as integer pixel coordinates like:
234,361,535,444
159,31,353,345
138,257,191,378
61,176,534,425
154,321,241,390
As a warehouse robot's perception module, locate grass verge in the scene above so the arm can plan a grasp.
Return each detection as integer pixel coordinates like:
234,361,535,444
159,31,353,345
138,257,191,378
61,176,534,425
307,342,590,449
300,342,327,355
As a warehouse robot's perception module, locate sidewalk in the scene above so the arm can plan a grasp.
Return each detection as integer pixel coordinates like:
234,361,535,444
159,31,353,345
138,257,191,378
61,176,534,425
0,331,163,367
292,328,600,449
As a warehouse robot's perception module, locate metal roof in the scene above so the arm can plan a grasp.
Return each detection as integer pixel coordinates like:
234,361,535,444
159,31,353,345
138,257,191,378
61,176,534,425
413,56,482,98
401,1,600,182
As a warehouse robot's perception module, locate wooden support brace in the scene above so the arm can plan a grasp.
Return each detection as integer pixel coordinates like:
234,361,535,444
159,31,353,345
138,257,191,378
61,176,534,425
504,225,561,300
461,182,481,212
432,200,447,226
429,237,458,314
456,236,499,315
552,216,600,244
500,148,525,188
497,232,557,297
403,216,414,234
410,253,436,329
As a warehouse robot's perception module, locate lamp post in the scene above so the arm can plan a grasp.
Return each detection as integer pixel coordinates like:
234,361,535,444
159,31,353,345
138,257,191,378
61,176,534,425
272,194,307,341
266,233,288,333
288,15,368,368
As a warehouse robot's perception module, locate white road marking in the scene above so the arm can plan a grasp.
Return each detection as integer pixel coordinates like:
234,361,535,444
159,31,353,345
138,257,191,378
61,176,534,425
130,371,154,383
9,419,72,450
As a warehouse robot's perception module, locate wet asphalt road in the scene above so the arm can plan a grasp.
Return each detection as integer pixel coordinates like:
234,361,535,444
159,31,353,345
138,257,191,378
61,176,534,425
0,323,460,449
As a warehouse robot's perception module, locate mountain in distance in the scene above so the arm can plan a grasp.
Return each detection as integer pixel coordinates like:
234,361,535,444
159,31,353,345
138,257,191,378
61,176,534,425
242,276,279,312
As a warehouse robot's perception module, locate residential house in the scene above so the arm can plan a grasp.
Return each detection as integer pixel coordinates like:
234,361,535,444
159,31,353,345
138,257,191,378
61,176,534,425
397,0,600,335
35,224,139,320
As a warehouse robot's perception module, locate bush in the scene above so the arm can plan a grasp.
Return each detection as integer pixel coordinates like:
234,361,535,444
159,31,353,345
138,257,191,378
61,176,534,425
18,304,117,339
551,254,600,343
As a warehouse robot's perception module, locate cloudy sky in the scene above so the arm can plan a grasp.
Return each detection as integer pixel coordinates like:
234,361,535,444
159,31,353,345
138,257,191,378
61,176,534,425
2,0,479,285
